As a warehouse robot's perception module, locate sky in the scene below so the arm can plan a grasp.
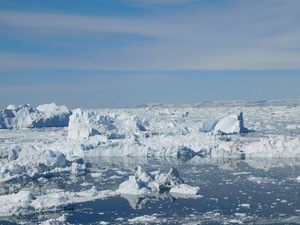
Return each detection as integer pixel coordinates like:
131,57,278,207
0,0,300,109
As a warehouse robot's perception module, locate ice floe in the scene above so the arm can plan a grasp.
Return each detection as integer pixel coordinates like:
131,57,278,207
0,187,114,217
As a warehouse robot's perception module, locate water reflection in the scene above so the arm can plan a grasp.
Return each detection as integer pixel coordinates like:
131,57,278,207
1,156,300,224
85,155,300,171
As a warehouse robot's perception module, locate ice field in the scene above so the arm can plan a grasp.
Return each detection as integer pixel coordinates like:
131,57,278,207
0,102,300,224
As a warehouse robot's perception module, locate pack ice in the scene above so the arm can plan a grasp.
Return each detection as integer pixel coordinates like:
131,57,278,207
0,103,71,129
65,108,248,157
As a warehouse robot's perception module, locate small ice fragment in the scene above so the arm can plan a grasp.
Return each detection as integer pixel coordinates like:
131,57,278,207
239,204,250,208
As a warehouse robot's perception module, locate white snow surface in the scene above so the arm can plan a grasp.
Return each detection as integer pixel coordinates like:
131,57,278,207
0,103,71,129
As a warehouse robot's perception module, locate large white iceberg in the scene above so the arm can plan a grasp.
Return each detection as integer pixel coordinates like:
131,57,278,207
0,103,71,129
201,112,248,134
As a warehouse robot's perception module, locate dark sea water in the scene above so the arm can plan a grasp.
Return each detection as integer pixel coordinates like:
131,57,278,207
1,156,300,224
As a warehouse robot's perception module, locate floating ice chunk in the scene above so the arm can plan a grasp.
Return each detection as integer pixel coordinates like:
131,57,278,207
40,215,67,225
116,166,199,196
128,215,157,223
0,144,85,183
239,203,250,208
0,191,34,216
0,187,115,217
169,183,200,195
116,166,154,195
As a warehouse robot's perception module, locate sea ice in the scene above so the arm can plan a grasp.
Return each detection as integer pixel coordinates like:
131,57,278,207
128,215,158,223
0,143,86,182
0,187,115,217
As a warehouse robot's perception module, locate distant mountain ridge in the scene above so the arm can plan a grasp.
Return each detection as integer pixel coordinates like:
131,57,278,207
131,99,300,108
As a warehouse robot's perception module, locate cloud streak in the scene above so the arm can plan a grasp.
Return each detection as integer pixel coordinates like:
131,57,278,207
0,0,300,71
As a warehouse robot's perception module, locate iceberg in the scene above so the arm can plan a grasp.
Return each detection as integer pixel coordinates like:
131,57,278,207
0,103,71,129
201,112,248,134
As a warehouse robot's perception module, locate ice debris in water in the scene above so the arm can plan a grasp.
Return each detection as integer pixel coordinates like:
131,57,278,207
116,166,200,195
201,112,248,134
0,187,114,217
0,144,86,182
0,103,71,129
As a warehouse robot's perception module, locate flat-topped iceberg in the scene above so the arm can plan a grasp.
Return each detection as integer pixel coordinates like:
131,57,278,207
0,103,72,129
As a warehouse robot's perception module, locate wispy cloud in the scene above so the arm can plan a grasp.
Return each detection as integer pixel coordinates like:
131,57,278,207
0,0,300,71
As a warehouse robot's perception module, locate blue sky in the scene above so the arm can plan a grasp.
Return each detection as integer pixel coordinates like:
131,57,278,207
0,0,300,108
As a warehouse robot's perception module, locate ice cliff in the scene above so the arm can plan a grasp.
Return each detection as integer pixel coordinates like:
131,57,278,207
0,103,71,129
